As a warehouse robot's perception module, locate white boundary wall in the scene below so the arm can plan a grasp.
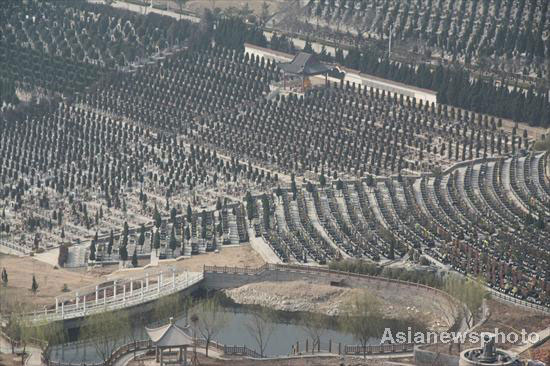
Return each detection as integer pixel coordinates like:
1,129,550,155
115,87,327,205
343,68,438,105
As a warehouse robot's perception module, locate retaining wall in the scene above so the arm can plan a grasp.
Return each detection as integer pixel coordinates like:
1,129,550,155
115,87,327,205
203,264,453,300
202,264,460,327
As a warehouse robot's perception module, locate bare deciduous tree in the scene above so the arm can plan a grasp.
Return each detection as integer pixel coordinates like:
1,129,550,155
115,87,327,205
300,312,327,354
444,274,486,329
80,310,130,363
243,308,276,358
190,295,230,357
154,292,186,322
259,2,271,27
341,290,382,359
3,298,31,356
27,319,66,359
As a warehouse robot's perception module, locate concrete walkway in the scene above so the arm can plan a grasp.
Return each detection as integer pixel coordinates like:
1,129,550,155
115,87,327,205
0,333,42,366
113,350,148,366
24,347,42,366
511,326,550,355
34,248,60,267
248,228,282,264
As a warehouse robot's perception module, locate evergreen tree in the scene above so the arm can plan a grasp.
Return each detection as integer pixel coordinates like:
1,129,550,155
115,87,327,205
319,173,326,187
245,191,256,221
186,203,193,222
184,225,191,243
153,203,162,229
303,39,313,53
119,244,128,263
31,275,39,294
170,207,177,225
169,226,177,254
123,221,129,238
388,241,395,260
154,229,161,252
335,48,344,63
138,224,145,252
107,229,114,255
181,225,186,254
131,249,138,268
122,224,129,247
366,175,375,187
89,240,96,261
1,268,7,287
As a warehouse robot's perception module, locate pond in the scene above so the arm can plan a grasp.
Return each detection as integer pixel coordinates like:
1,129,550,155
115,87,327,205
48,304,422,363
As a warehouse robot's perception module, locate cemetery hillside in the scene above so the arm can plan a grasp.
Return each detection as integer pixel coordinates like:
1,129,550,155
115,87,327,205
0,1,549,366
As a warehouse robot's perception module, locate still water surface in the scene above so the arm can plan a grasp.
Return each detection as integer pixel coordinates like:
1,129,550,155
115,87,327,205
49,308,369,363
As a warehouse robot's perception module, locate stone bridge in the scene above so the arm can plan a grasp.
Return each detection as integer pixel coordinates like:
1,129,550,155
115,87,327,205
28,269,203,324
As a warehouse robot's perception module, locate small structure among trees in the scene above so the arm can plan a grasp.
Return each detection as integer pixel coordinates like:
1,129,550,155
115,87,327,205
277,52,331,93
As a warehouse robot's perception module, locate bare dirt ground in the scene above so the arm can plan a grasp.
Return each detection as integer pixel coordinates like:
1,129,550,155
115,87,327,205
0,245,264,312
0,253,98,310
223,280,455,330
481,299,550,334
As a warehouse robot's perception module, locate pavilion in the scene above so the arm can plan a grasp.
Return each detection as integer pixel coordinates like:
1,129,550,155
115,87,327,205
277,52,331,92
146,317,194,366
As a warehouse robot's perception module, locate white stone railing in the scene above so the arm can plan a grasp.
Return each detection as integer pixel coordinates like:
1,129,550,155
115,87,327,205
486,286,550,315
28,269,203,323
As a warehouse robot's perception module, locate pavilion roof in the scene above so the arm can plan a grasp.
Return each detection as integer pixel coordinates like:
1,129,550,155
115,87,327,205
145,318,194,348
278,52,331,76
